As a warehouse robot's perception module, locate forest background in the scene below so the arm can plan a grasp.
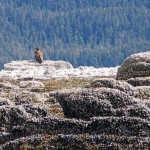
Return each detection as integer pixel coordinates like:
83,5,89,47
0,0,150,69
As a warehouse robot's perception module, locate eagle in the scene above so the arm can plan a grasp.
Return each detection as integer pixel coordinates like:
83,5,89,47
35,47,43,64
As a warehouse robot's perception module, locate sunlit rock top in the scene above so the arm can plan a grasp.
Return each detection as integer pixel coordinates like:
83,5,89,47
117,51,150,80
0,60,118,79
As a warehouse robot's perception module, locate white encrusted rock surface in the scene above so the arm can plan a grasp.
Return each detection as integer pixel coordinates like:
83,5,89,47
0,60,118,79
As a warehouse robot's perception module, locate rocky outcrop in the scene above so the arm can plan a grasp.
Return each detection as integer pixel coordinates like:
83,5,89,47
19,81,44,88
0,81,19,90
1,110,149,149
117,51,150,80
2,134,149,150
0,60,118,79
3,60,73,71
134,86,150,107
89,78,134,96
47,76,149,149
127,77,150,86
0,53,150,149
0,76,150,149
0,60,73,79
0,79,64,148
53,88,149,120
19,81,45,92
89,78,150,107
0,80,150,149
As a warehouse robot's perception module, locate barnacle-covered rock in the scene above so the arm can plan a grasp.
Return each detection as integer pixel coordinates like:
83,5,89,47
55,134,149,150
127,77,150,86
89,78,134,96
0,58,150,149
1,130,150,150
88,117,150,136
0,105,48,130
117,51,150,80
53,88,150,120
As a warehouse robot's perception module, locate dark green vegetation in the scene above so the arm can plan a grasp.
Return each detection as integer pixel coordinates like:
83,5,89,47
0,0,150,69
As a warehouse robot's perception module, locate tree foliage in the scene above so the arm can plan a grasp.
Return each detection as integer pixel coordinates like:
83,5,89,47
0,0,150,68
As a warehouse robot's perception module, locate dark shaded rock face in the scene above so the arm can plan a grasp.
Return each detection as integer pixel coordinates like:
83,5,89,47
0,79,150,148
127,77,150,86
88,117,149,136
45,80,149,149
117,51,150,80
54,88,149,120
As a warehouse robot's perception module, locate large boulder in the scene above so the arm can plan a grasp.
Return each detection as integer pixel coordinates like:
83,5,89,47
89,78,134,96
52,88,150,120
117,51,150,80
3,60,73,71
89,78,150,107
0,60,73,79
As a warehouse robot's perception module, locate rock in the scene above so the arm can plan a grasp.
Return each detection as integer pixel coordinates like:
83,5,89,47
0,81,19,89
1,133,149,150
43,67,56,76
55,134,149,150
44,60,73,70
117,51,150,80
0,60,119,79
0,60,73,79
0,92,9,99
13,90,44,105
3,60,73,71
0,68,150,149
0,132,10,145
127,77,150,86
15,117,86,137
19,81,44,88
1,134,56,149
19,81,45,92
0,82,12,89
0,105,48,130
133,86,150,108
1,117,149,149
88,117,150,136
0,115,86,144
0,98,13,106
89,78,134,96
0,90,41,105
134,86,150,99
53,88,150,120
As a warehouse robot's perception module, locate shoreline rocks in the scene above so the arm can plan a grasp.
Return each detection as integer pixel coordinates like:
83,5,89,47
0,52,150,149
117,51,150,80
0,60,118,79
